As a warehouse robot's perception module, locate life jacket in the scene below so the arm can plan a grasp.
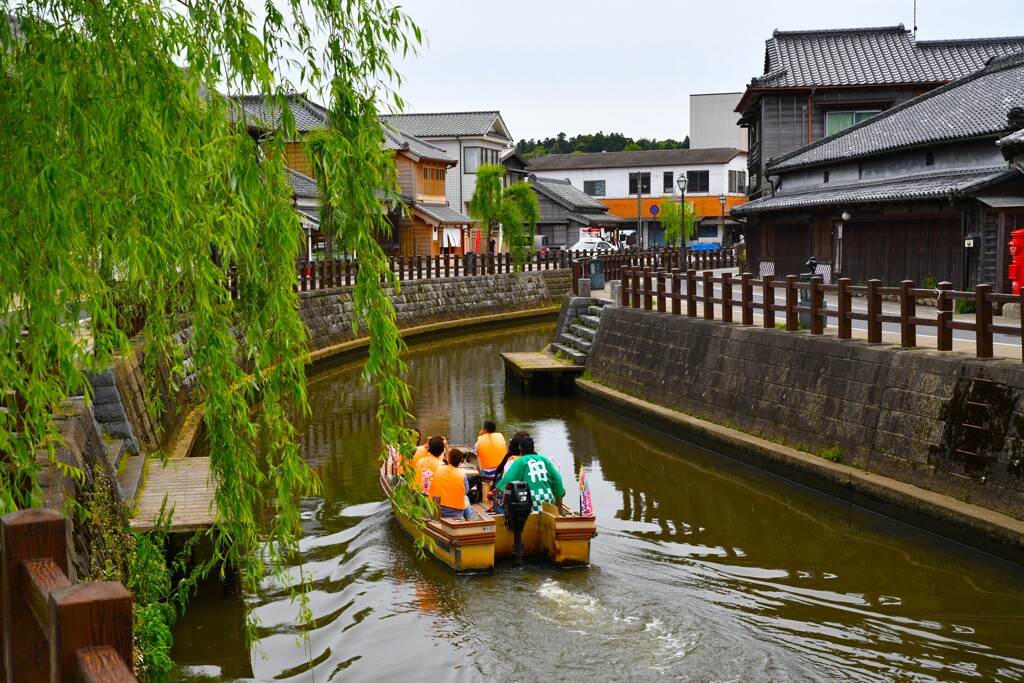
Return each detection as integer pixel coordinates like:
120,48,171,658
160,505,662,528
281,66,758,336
410,445,430,469
414,455,442,493
431,465,468,509
476,432,507,470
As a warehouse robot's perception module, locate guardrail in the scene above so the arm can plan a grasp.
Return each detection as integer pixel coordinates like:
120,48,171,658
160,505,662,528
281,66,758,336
619,267,1024,361
1,508,136,683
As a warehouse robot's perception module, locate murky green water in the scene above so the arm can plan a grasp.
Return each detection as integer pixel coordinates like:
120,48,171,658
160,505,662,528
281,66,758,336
172,321,1024,682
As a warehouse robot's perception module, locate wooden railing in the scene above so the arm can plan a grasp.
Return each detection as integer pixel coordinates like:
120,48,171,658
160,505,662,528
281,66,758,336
571,247,739,295
619,268,1024,361
1,508,136,683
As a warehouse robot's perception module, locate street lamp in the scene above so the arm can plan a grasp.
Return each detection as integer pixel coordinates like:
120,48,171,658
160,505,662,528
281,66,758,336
676,174,688,248
719,194,727,247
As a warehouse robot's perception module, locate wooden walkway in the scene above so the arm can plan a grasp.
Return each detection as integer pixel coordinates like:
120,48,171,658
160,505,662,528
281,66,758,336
501,351,582,391
131,457,217,533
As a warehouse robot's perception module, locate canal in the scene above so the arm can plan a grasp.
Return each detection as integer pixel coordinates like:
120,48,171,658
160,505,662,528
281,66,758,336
171,321,1024,682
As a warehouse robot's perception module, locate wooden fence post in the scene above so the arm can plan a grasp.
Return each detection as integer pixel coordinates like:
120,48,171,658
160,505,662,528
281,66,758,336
686,270,697,317
976,284,993,358
810,276,824,335
721,272,733,323
631,268,641,309
643,268,653,310
867,279,882,343
620,268,631,307
762,275,775,329
785,274,798,331
671,269,681,316
2,508,65,683
837,278,852,340
900,280,916,348
936,282,953,351
50,582,133,682
656,270,666,313
703,270,714,321
741,272,753,326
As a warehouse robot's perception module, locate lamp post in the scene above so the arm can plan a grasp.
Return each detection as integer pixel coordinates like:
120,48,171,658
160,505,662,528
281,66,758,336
676,174,688,248
719,194,727,247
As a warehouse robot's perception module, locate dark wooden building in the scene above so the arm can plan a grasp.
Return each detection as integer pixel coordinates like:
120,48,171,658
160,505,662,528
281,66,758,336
736,26,1024,201
529,175,623,248
733,53,1024,291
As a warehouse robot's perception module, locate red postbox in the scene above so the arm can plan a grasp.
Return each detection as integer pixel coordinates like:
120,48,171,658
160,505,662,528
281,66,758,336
1009,229,1024,294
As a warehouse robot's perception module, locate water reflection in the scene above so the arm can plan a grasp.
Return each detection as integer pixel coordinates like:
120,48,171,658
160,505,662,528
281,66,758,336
172,321,1024,682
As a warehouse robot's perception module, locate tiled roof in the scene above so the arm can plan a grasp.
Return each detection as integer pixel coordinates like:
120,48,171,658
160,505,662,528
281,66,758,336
732,167,1013,216
382,125,454,163
567,211,623,225
526,148,743,172
414,203,473,225
768,52,1024,172
285,168,318,200
531,176,609,212
381,112,509,139
230,94,329,134
750,25,1024,89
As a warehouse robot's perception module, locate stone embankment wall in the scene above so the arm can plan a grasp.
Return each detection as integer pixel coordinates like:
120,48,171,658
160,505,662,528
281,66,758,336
585,306,1024,522
300,270,569,352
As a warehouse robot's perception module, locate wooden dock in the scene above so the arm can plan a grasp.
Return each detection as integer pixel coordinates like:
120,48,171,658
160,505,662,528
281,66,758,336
501,351,583,391
131,457,217,533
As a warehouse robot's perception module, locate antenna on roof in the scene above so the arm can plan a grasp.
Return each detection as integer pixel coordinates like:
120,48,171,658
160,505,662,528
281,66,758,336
913,0,918,36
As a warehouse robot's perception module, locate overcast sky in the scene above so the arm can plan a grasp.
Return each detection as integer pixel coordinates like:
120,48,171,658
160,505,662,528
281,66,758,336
388,0,1024,144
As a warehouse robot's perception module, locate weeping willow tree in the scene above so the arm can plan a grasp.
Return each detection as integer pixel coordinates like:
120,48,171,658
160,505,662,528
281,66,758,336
0,0,422,640
467,164,540,270
660,196,697,247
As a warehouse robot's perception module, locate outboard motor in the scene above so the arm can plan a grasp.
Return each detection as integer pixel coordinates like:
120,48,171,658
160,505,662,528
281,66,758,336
503,481,533,565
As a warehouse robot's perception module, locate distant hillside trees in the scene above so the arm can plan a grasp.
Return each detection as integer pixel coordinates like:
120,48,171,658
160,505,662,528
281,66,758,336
516,132,689,157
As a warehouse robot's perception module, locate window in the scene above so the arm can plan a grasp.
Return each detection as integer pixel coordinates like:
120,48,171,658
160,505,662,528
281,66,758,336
823,171,830,183
728,170,746,194
698,222,719,239
686,170,709,193
628,172,651,195
584,180,606,196
422,166,445,197
663,171,674,192
464,146,500,173
825,110,881,137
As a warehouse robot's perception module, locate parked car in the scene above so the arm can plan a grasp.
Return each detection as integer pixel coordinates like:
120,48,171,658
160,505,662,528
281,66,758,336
569,239,617,252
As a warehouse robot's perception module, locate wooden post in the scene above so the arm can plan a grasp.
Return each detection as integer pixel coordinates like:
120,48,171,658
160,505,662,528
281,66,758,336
976,284,993,358
785,274,798,331
810,276,824,335
671,268,681,316
2,509,66,683
298,263,307,292
936,282,953,351
762,275,775,329
741,272,753,326
631,268,641,309
900,280,916,348
703,270,714,321
721,272,733,323
686,270,697,317
50,582,133,682
643,268,653,310
867,279,882,343
837,278,852,340
656,270,666,313
443,251,450,278
620,268,631,307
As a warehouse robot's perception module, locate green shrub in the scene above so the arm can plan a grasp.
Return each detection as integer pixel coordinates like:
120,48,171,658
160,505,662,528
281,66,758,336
922,275,938,290
818,444,845,462
955,299,976,314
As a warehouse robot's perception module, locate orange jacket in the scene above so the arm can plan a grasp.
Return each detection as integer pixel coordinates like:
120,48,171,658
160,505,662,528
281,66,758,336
410,445,429,468
414,454,442,493
430,465,468,509
475,432,507,470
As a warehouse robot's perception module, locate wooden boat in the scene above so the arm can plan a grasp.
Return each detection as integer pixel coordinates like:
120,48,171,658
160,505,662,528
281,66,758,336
379,446,597,573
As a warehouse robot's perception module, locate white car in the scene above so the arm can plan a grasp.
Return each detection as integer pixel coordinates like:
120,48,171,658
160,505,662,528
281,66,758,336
569,239,617,252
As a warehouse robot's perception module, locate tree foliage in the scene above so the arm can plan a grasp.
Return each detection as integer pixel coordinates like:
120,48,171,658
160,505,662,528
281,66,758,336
517,131,689,157
0,0,421,641
468,164,539,271
660,197,697,247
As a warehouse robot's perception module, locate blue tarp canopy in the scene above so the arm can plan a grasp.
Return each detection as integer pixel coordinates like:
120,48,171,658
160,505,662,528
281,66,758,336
690,243,721,251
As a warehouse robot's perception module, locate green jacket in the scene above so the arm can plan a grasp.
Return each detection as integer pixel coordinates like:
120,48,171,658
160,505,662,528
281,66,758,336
495,454,565,513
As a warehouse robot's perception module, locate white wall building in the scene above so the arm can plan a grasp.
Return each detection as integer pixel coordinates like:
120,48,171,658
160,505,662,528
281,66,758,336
690,93,747,151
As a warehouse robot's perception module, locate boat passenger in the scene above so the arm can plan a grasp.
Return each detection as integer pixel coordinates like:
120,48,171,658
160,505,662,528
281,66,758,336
431,448,473,521
414,436,446,494
410,430,431,468
475,420,507,480
492,430,529,485
493,436,565,514
395,428,423,477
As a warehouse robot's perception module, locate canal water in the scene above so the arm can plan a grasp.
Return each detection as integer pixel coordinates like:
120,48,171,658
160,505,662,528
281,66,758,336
172,321,1024,682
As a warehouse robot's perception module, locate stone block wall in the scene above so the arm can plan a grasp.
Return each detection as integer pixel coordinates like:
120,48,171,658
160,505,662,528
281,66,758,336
586,306,1024,521
300,270,570,351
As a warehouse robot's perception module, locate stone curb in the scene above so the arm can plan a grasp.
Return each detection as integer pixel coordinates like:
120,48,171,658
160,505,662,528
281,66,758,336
576,378,1024,565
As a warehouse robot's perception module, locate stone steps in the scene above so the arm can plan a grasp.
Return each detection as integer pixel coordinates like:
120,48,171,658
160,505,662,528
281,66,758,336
559,333,592,354
118,455,146,512
551,343,588,365
570,323,597,342
580,314,602,328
